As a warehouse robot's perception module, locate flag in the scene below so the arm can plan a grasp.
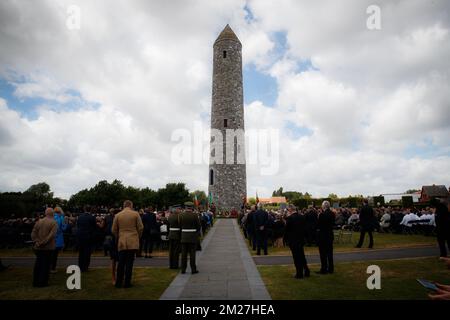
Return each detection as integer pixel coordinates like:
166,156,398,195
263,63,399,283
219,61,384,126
194,194,199,207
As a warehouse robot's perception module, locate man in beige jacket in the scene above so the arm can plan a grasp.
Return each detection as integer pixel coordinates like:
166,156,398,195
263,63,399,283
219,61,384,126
112,200,144,288
31,207,57,287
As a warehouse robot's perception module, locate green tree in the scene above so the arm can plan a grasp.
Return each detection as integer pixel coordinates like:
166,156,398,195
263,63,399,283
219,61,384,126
25,182,53,205
303,192,312,200
157,183,190,209
328,193,339,200
140,187,158,208
272,187,283,197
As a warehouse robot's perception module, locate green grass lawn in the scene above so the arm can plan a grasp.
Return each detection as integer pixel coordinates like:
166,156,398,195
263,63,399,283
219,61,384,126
259,257,450,300
245,232,436,256
0,267,177,300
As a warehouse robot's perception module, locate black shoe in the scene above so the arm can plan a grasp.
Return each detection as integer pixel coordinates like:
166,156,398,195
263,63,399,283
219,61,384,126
368,245,373,249
181,270,186,274
355,245,362,248
192,270,199,274
294,274,303,279
304,269,310,277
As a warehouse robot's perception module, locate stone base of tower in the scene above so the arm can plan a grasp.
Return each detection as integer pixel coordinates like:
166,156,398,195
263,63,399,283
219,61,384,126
208,163,246,211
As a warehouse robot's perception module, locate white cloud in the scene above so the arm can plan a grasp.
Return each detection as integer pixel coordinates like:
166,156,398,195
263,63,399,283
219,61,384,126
0,0,449,199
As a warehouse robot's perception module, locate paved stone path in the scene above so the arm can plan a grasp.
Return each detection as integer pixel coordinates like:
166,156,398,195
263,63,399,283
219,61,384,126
159,218,271,300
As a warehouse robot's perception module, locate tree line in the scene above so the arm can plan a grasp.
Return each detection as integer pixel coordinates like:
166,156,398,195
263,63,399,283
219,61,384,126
0,180,207,218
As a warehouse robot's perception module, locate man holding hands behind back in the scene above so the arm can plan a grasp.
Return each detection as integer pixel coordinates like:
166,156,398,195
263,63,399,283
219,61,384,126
284,205,310,279
31,207,57,287
317,201,335,274
112,200,144,288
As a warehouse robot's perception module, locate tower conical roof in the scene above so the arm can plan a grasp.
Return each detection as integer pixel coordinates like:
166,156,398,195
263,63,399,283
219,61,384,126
214,24,241,46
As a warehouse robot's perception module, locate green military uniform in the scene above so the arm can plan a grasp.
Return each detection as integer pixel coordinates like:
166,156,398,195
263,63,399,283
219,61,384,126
167,211,181,269
179,209,200,274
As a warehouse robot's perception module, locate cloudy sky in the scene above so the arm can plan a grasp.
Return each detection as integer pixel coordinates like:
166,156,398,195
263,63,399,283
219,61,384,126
0,0,449,199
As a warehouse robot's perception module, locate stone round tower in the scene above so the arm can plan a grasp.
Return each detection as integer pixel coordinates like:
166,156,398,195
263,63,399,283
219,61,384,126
208,24,247,211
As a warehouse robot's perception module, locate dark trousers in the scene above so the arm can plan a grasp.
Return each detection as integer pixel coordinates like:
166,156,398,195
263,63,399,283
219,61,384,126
78,240,92,272
137,237,143,257
318,239,334,273
305,227,316,245
357,227,374,248
437,233,450,257
255,230,268,255
289,242,309,276
116,250,136,287
143,234,153,255
50,247,61,271
169,239,180,268
33,250,52,287
248,232,256,250
181,243,197,272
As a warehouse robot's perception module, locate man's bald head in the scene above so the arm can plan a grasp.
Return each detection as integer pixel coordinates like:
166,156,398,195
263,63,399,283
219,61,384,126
45,207,54,218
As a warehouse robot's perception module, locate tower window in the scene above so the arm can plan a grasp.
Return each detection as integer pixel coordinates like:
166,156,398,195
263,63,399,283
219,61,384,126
209,169,214,185
223,50,227,58
224,119,228,127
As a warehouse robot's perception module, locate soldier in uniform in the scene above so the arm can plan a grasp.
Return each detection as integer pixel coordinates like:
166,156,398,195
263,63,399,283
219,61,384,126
180,206,200,274
167,207,181,269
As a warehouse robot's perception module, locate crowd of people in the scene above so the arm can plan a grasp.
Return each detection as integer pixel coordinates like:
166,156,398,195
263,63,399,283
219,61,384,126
239,198,450,256
5,202,214,288
238,197,450,300
1,196,449,300
0,206,213,253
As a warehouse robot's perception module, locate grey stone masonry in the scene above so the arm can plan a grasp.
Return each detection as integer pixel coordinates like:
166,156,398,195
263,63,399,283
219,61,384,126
208,25,247,211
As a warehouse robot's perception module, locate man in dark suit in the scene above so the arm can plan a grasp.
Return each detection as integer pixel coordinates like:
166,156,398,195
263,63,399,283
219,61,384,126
317,201,335,274
254,203,269,255
284,206,310,279
77,205,96,272
432,198,450,257
142,208,157,258
356,199,375,248
305,207,318,246
245,206,256,251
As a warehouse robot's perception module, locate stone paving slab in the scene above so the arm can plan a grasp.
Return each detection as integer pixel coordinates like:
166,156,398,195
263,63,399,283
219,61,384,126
159,219,271,300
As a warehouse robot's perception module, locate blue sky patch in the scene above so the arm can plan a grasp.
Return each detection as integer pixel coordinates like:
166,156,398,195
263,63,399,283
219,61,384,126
243,64,278,107
404,139,450,159
0,77,99,120
284,120,313,139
